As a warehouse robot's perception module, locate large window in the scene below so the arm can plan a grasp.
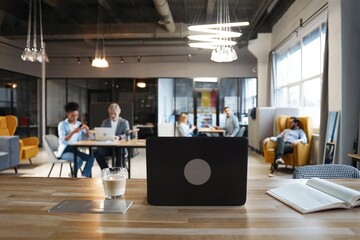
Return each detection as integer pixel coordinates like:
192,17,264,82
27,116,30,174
274,14,327,128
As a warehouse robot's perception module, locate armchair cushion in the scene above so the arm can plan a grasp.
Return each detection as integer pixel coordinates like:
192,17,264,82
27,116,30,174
19,137,39,161
0,115,39,163
0,136,20,172
263,115,313,167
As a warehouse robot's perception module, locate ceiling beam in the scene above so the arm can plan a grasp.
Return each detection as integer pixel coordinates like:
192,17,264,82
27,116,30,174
40,23,189,40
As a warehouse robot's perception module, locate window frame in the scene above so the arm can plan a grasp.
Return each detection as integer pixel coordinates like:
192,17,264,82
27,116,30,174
273,11,327,129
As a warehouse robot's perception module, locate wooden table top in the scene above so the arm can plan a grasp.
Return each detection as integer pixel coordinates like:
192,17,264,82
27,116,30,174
70,139,146,147
1,177,360,239
348,153,360,159
198,127,226,134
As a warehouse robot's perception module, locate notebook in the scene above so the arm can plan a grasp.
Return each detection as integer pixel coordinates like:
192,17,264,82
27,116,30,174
94,127,115,141
146,137,248,206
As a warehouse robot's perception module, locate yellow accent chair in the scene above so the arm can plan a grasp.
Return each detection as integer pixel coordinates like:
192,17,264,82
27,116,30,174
0,115,39,164
263,115,313,168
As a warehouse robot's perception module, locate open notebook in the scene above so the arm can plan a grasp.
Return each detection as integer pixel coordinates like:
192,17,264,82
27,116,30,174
267,178,360,214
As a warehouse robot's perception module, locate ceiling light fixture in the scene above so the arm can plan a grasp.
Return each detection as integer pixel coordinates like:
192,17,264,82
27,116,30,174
188,54,192,61
2,82,18,89
194,78,218,82
188,0,249,63
92,0,109,68
21,0,48,63
137,81,146,88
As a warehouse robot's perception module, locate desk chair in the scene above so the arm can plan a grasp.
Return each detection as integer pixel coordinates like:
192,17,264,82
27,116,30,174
237,126,246,137
43,134,74,177
293,164,360,179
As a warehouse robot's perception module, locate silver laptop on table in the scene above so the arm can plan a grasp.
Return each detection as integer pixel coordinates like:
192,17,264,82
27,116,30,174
146,137,248,206
94,127,115,141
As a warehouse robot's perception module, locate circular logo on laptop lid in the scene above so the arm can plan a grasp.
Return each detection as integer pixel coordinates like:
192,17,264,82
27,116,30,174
184,159,211,185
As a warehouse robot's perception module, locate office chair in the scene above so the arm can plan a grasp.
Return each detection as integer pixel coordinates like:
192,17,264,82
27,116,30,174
43,134,74,177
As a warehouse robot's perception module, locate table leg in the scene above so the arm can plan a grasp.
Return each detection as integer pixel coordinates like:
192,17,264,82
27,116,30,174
71,146,78,178
127,147,131,179
111,147,115,167
121,148,125,168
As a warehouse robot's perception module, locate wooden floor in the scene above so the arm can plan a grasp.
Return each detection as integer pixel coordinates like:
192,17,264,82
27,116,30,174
0,148,294,179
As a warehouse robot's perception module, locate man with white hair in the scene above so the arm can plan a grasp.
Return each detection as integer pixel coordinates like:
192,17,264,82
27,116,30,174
94,103,130,169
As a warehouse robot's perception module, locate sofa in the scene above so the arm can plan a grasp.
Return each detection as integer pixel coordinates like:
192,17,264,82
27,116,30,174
0,136,20,173
0,115,39,164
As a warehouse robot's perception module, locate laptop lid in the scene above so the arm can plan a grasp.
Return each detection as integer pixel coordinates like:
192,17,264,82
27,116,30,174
94,127,115,141
146,137,248,206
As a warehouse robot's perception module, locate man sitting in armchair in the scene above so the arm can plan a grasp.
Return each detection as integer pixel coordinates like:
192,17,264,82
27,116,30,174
263,116,307,177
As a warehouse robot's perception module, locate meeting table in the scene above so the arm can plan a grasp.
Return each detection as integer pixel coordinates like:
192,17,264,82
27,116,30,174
70,138,146,178
197,127,226,136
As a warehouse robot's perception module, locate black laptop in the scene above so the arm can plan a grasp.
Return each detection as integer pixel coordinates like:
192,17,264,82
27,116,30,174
146,137,248,206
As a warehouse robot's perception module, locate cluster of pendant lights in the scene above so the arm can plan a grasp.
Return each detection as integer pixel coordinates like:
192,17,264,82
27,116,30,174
21,0,48,63
188,0,249,63
21,0,248,65
91,0,109,68
21,0,108,68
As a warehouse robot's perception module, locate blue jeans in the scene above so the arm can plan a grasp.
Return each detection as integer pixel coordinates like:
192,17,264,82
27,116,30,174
272,138,293,170
60,145,94,177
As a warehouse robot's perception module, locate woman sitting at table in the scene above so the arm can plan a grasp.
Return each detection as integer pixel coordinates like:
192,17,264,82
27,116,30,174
57,102,94,177
176,112,197,137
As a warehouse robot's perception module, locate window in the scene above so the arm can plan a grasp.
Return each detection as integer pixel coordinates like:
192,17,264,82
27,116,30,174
274,13,327,128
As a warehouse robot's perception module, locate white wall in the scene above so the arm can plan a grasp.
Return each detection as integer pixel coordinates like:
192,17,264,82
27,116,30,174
248,33,272,107
336,0,360,164
271,0,328,48
0,37,42,77
158,78,174,123
45,61,257,79
328,0,342,111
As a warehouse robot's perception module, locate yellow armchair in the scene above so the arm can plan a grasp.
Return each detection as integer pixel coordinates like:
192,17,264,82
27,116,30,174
0,115,39,164
263,115,313,167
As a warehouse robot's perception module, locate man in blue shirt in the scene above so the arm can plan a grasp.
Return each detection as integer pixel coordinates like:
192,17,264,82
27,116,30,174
263,117,307,177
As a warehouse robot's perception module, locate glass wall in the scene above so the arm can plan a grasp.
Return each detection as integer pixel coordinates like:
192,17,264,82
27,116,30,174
174,78,194,124
194,81,218,128
219,78,257,126
170,77,257,128
46,78,158,136
0,69,39,138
